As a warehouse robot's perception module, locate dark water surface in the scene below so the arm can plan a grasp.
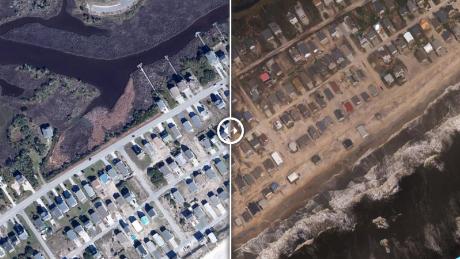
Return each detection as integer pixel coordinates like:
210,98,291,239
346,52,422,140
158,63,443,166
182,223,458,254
0,3,229,108
288,134,460,259
232,0,261,13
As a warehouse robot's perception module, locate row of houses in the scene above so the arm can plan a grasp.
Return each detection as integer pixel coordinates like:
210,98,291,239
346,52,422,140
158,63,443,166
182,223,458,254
0,222,29,255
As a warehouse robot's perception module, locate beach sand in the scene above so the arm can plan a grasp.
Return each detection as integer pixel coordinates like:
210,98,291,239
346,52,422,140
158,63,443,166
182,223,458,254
232,39,460,251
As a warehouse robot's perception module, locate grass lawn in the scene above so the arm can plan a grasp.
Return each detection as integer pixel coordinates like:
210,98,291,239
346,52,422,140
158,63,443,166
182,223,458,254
123,144,152,171
0,103,14,138
4,215,45,258
82,160,106,176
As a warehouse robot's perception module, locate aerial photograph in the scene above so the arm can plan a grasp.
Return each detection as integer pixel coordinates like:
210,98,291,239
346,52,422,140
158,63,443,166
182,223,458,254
0,0,229,258
231,0,460,258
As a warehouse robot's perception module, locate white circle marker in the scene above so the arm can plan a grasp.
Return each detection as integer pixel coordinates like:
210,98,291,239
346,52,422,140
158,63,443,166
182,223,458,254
217,117,245,145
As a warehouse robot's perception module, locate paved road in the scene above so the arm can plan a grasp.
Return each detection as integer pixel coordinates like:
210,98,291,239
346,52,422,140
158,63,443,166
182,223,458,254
0,82,225,227
20,212,57,259
126,148,229,244
87,0,140,15
65,126,229,258
233,0,369,78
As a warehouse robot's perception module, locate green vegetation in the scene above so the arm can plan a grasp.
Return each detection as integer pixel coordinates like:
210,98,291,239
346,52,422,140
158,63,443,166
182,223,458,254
395,0,408,7
15,64,100,105
27,76,99,104
2,114,50,188
123,145,152,170
82,160,106,176
15,64,50,80
4,215,43,259
182,56,217,85
7,114,47,155
0,189,11,212
355,7,379,31
118,104,160,134
147,167,167,188
158,88,177,109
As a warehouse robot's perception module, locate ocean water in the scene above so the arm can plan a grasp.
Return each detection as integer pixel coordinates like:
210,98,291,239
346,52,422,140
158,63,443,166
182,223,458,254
236,84,460,259
288,134,460,259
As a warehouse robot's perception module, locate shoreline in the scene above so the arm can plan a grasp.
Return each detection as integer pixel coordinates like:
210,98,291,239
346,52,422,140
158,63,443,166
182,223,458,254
284,83,460,258
232,49,460,251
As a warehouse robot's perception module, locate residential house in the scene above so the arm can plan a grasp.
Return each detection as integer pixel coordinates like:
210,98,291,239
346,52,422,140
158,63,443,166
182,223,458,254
65,229,79,245
287,12,301,32
81,180,96,198
430,17,442,32
13,223,28,240
316,30,329,45
431,38,447,55
62,190,78,208
403,31,415,45
406,0,418,13
213,158,228,175
343,16,359,34
289,46,303,62
383,0,397,11
297,41,311,59
261,29,275,43
160,227,178,249
40,124,53,140
171,188,185,205
414,48,429,63
328,23,341,39
372,0,386,17
295,1,310,25
451,24,460,41
382,17,396,34
88,209,102,226
48,203,63,220
312,0,323,9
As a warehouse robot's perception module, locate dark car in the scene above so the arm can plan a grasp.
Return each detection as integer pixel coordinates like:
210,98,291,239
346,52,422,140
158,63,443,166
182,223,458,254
311,154,321,165
351,95,361,106
342,138,353,150
360,91,371,102
334,109,345,121
323,88,335,101
307,126,320,140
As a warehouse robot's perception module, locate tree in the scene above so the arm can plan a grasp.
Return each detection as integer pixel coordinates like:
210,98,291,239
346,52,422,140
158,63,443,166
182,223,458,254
147,167,166,187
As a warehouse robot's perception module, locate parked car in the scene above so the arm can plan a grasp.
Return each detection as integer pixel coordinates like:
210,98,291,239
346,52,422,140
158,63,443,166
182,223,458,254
311,154,321,165
342,138,353,150
360,91,371,102
351,95,361,106
307,126,320,139
334,109,345,121
323,88,335,101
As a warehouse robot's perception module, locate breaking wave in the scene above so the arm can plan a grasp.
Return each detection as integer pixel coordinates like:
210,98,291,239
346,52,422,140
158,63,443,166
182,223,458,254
235,83,460,259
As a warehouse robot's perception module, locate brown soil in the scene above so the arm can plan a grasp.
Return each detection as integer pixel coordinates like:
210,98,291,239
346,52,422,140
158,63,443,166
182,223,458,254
47,78,135,168
85,77,136,150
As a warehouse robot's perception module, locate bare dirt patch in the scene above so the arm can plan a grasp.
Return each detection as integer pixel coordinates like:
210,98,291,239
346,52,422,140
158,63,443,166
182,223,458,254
85,77,136,149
